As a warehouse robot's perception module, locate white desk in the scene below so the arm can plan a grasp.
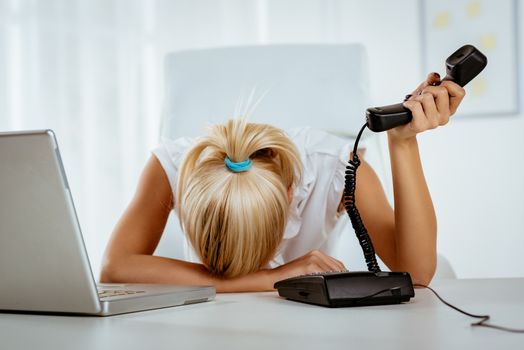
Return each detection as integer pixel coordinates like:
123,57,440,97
1,278,523,349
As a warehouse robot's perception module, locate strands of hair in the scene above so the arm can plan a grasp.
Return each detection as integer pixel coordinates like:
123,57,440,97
233,85,271,120
176,97,302,277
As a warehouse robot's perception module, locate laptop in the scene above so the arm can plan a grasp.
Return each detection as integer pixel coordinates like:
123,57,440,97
0,130,215,316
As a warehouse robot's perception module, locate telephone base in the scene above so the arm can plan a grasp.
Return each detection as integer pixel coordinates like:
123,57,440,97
274,271,414,307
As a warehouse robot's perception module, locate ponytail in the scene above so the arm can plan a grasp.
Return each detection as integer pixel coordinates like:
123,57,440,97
176,119,302,277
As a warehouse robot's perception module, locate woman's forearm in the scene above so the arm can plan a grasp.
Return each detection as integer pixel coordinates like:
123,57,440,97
388,135,437,284
99,254,273,293
384,73,466,284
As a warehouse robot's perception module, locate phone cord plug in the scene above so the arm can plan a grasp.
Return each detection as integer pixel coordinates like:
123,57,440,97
343,123,381,273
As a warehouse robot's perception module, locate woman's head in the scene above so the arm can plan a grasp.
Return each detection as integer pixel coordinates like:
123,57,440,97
176,119,302,278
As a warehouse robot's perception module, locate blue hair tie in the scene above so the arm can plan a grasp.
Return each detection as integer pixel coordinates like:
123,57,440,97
224,156,252,173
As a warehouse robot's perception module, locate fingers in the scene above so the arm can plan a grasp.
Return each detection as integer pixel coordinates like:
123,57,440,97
409,75,465,116
422,85,450,123
405,94,441,131
306,250,346,273
325,255,347,272
272,250,348,284
416,93,440,129
392,73,465,139
402,99,426,133
404,82,461,132
440,80,466,115
410,72,441,96
426,72,441,86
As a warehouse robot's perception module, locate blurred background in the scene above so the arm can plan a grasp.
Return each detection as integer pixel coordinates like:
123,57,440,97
0,0,522,279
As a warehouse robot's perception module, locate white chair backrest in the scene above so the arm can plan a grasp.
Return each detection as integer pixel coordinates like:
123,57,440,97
160,44,370,140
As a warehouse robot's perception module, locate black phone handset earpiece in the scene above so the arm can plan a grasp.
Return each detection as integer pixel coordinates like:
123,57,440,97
366,45,488,132
345,45,487,273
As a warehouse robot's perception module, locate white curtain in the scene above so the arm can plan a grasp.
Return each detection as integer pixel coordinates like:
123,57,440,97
0,0,418,277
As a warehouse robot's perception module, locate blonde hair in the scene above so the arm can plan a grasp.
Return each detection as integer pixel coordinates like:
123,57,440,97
176,119,302,278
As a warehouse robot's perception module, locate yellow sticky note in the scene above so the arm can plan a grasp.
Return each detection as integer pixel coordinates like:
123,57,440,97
471,77,488,96
433,11,451,28
480,34,497,50
467,0,482,18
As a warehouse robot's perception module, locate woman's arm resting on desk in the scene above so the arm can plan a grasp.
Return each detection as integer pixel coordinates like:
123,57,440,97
100,156,269,292
100,156,345,292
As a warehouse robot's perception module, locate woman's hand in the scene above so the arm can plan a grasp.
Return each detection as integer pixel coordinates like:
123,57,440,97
387,72,466,143
269,250,346,287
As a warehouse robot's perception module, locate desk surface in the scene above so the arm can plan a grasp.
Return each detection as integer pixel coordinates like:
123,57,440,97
1,278,523,349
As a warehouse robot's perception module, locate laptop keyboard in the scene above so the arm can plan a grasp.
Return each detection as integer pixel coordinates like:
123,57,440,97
98,289,146,299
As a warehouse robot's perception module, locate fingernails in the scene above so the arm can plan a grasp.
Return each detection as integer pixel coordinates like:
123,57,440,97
432,72,440,79
403,94,412,101
431,81,441,86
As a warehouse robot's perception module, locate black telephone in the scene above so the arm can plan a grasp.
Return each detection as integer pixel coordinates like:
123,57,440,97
274,45,488,307
367,45,488,132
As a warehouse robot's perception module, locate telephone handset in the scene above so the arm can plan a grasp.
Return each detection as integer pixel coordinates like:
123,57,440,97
366,45,488,132
275,45,487,307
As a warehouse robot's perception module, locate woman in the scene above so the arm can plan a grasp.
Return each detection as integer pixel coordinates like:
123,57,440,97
100,72,465,292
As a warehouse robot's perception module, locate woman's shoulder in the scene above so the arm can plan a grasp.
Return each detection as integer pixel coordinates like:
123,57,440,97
286,127,352,157
154,136,196,159
152,136,198,169
151,136,197,195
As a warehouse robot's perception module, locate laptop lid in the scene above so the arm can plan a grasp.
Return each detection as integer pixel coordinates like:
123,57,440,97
0,130,101,314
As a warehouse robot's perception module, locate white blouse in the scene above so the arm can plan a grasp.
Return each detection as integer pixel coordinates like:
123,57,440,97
152,127,353,268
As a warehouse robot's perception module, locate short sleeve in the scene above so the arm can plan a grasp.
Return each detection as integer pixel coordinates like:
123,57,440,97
294,128,354,213
151,137,195,200
298,128,353,218
283,127,353,239
329,141,354,216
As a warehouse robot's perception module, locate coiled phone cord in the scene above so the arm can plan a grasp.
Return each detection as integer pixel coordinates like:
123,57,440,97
343,123,381,273
343,122,524,333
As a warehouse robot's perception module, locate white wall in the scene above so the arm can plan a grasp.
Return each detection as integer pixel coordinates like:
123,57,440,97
356,1,524,279
2,0,522,279
319,1,524,279
235,0,524,278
